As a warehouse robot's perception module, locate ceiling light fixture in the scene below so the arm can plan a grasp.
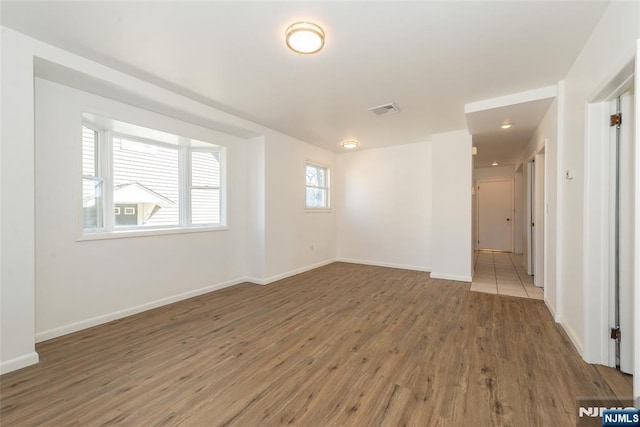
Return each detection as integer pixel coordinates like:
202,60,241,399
285,22,325,54
501,123,513,129
341,139,359,149
492,161,499,166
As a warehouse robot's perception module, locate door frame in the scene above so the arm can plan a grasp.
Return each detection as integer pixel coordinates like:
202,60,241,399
534,151,545,287
475,178,514,253
582,53,635,376
525,160,534,275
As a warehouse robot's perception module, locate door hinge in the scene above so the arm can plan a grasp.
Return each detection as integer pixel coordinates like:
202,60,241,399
531,222,535,227
610,327,621,341
610,113,622,128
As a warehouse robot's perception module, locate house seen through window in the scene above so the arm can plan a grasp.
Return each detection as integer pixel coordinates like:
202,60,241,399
82,115,225,234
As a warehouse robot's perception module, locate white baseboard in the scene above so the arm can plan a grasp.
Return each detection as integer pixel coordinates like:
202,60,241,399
558,317,584,357
246,258,337,285
335,257,431,273
0,351,39,375
35,277,247,343
430,272,473,283
544,297,560,322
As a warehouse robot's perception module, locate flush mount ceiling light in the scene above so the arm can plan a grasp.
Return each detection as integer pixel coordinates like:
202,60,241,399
501,123,513,129
286,22,325,54
341,139,359,149
492,161,499,166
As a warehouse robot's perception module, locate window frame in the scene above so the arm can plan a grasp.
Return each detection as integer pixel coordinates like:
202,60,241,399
304,161,331,212
81,123,105,230
78,116,227,241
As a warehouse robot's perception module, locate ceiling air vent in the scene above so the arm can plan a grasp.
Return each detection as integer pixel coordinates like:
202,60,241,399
368,102,400,116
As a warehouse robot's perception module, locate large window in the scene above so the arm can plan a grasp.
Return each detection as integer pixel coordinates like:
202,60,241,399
82,115,225,236
305,162,330,210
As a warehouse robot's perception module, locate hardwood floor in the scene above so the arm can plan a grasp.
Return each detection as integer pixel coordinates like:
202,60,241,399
1,263,632,426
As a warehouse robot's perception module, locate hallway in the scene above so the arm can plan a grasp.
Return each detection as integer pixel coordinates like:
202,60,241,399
470,250,543,300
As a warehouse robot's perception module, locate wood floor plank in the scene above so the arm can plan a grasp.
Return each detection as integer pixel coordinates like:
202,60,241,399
0,262,632,426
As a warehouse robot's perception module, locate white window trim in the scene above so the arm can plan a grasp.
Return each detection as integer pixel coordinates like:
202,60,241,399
305,160,331,212
78,116,227,240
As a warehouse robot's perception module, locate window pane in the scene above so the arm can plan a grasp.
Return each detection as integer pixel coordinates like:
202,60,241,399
83,178,103,229
82,126,97,176
112,137,179,226
306,164,325,187
306,187,327,208
192,151,220,187
82,126,102,229
191,188,220,225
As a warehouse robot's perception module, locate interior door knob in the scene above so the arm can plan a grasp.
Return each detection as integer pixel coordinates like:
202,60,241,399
506,218,510,221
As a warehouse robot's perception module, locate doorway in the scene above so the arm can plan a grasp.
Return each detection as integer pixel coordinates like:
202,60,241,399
477,180,513,251
524,154,545,286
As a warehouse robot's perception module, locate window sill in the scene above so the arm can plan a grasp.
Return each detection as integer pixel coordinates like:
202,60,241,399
305,208,332,213
77,225,229,242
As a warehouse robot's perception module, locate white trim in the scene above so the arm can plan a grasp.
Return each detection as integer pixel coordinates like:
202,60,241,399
633,39,640,408
559,316,584,357
304,160,330,210
336,257,431,272
544,297,560,323
581,57,636,367
555,79,565,325
465,85,557,114
77,225,230,241
247,258,337,285
0,352,39,375
35,277,247,343
430,273,473,283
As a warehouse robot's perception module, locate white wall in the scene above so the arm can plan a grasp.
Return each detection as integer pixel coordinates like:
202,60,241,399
246,136,266,279
431,130,473,281
34,79,245,340
473,165,514,182
263,135,336,280
0,28,337,373
560,2,639,356
514,169,523,254
1,28,38,372
517,99,559,316
335,142,432,271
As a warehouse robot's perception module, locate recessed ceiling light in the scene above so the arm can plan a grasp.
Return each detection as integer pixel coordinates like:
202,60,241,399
492,161,499,166
501,123,513,129
285,22,325,54
341,139,359,149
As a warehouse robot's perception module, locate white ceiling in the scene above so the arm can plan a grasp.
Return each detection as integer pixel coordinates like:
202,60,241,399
1,1,608,153
466,87,555,168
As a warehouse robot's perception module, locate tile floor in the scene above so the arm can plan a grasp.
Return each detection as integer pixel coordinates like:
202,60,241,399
470,250,544,300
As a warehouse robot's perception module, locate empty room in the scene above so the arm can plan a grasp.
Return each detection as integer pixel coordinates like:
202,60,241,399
1,1,639,426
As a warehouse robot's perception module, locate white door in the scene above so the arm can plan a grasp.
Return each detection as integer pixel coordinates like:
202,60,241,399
477,180,512,251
